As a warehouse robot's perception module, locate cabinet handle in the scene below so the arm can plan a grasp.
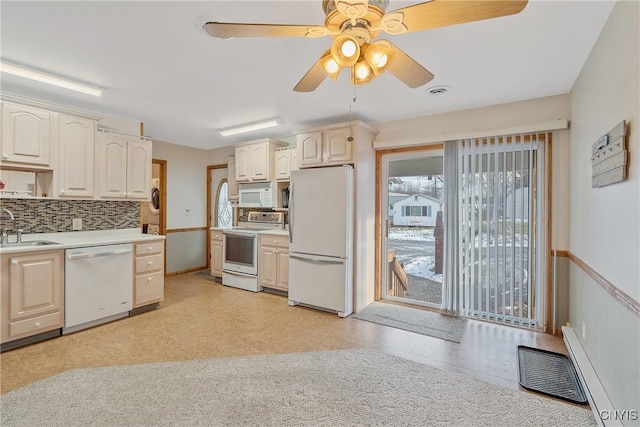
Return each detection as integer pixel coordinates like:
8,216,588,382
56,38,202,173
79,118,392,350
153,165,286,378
147,277,153,282
2,154,7,159
34,322,41,328
148,246,153,251
147,261,153,265
60,189,65,194
11,260,18,265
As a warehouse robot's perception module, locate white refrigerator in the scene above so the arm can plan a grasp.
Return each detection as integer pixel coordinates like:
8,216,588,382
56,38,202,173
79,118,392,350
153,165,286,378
287,165,353,317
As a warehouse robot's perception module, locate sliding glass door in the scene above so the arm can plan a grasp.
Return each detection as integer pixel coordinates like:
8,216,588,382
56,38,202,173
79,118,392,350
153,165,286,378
380,150,444,308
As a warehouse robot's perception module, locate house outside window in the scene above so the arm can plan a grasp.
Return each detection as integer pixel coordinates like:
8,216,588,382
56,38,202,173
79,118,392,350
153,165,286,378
402,206,432,217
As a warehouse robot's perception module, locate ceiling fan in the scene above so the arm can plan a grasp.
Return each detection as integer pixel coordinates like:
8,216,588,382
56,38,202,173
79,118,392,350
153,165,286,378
204,0,528,92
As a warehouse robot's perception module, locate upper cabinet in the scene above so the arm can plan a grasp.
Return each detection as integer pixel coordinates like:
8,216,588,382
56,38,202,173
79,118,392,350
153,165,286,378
57,114,97,198
297,125,353,168
1,101,52,168
97,131,152,200
234,138,287,183
275,146,299,181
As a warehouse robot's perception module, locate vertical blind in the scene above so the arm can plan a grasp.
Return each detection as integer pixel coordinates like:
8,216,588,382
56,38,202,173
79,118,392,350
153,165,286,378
457,134,546,327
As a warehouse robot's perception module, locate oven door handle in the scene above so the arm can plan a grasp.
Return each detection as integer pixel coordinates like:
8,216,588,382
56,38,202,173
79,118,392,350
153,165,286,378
223,232,257,239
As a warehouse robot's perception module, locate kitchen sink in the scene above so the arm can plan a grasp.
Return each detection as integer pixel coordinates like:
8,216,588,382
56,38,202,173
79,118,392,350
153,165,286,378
0,240,61,248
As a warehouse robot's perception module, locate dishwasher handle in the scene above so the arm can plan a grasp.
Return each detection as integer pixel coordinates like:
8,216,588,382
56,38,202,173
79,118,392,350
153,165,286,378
67,248,132,260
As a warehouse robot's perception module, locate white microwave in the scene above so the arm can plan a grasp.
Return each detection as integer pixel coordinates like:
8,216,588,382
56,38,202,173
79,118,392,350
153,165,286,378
238,182,278,208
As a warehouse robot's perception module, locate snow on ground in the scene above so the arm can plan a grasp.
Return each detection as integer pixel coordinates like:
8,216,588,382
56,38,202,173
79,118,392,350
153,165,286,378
388,227,435,242
404,256,443,283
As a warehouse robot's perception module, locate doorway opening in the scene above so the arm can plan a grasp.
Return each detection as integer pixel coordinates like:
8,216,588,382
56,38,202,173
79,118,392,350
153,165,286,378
380,148,444,308
206,164,230,268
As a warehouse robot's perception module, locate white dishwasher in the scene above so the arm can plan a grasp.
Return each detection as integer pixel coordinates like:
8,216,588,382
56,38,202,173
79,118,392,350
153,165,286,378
63,243,133,334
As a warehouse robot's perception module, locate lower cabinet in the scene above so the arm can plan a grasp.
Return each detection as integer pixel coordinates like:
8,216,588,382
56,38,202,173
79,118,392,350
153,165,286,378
133,240,165,308
0,250,64,344
211,230,224,277
259,234,289,291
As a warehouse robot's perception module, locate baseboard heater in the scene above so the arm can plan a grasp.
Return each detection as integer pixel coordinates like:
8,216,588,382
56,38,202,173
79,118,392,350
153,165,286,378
562,326,623,427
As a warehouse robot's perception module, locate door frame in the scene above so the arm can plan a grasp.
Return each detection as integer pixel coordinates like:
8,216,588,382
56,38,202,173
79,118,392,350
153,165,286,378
206,163,229,268
375,144,443,301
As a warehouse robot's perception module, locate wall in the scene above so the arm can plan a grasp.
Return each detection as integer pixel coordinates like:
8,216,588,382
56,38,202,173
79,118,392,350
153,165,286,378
568,0,639,416
152,139,209,273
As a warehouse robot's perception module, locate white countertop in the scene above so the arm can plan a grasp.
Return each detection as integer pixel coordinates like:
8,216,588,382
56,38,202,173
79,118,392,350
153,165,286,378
0,228,165,255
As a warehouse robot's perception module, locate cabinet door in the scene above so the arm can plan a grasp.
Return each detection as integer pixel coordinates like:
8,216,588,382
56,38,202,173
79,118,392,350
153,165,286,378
250,142,269,181
259,246,277,287
99,136,128,198
324,127,353,164
291,147,300,172
276,249,289,290
297,131,323,167
211,241,224,276
228,155,238,200
275,149,291,181
235,146,251,182
58,114,95,197
127,139,152,199
1,102,51,166
9,251,63,321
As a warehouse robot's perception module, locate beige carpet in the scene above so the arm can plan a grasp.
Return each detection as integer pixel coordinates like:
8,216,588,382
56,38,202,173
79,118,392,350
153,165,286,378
0,348,595,426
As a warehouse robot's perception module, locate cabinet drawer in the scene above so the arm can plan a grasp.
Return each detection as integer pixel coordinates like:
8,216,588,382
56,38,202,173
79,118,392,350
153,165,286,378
260,234,289,248
134,271,164,306
9,311,62,338
135,254,163,273
211,231,223,241
135,241,164,256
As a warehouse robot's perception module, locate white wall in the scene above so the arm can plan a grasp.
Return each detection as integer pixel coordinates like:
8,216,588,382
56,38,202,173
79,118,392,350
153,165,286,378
152,140,209,230
152,139,210,273
568,0,639,414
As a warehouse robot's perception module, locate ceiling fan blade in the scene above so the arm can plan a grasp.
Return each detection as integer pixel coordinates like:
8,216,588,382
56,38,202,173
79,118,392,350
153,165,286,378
294,59,328,92
386,42,434,88
204,22,330,39
381,0,528,35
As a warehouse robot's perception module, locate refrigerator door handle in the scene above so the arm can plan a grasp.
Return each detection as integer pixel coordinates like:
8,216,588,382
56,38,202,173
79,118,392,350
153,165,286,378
290,254,344,265
289,183,294,244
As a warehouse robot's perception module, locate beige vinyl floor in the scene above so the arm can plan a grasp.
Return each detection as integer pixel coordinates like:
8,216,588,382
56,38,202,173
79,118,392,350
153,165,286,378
0,272,567,395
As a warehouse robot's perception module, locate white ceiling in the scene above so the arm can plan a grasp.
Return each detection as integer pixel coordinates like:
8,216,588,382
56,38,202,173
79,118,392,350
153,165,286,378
0,1,615,150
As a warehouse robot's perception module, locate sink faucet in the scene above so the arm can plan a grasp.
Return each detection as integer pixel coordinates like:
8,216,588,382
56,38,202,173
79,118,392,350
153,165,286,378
1,208,15,244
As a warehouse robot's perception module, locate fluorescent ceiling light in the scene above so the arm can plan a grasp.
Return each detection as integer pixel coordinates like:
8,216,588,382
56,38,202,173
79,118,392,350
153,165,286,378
219,118,284,137
0,60,103,97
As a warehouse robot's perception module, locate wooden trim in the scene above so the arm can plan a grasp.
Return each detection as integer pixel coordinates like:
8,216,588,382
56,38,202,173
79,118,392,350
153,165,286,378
552,250,569,258
165,266,206,276
545,133,554,334
206,164,229,269
374,144,444,302
165,227,208,233
567,251,640,318
153,159,168,273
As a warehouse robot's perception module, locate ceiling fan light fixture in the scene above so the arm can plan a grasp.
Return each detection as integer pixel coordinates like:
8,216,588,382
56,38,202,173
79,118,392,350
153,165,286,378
352,60,374,85
331,35,361,68
320,51,341,80
364,40,394,75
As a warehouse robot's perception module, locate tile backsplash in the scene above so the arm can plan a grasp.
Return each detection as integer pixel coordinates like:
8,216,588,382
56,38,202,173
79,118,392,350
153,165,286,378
0,199,140,233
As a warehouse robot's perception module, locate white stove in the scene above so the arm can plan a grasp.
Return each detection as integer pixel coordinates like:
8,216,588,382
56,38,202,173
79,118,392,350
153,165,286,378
222,212,285,292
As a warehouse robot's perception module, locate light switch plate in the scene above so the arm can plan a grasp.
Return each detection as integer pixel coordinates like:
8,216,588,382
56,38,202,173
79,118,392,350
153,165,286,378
72,218,82,231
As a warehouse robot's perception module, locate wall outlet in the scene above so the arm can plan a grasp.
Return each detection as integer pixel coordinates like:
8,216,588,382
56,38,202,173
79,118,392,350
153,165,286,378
582,322,587,340
72,218,82,231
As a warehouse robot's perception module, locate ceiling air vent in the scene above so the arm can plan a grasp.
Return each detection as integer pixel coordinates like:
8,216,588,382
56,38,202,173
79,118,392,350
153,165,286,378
426,85,451,96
